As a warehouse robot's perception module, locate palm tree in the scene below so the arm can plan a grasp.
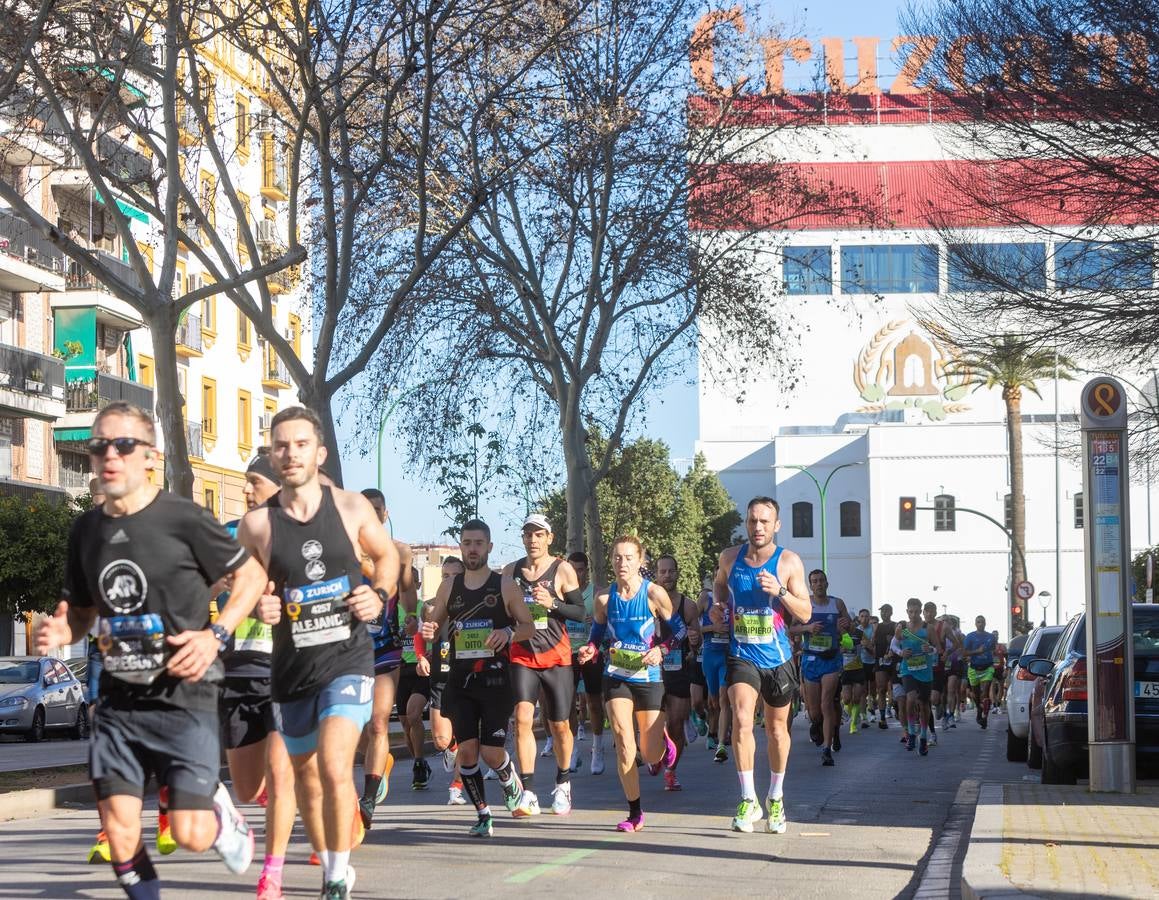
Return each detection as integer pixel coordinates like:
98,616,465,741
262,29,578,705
950,336,1075,629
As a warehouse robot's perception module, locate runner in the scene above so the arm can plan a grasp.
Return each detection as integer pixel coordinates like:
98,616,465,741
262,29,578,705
416,519,534,836
504,515,586,817
991,632,1008,714
963,616,998,729
653,555,702,791
698,574,731,762
712,497,809,837
840,609,873,735
238,407,399,900
37,401,266,899
424,557,466,804
942,616,965,728
576,536,682,832
896,598,936,756
565,551,607,775
395,566,431,789
872,603,898,728
793,570,850,767
922,602,946,747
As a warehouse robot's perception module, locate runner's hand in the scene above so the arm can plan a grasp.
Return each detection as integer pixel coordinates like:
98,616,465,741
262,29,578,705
809,623,823,635
530,583,554,609
837,616,851,631
257,581,281,625
642,646,663,667
485,628,511,651
35,601,72,655
420,620,437,640
708,604,724,625
757,570,781,596
577,644,596,665
688,629,702,648
416,656,431,677
166,629,219,682
347,584,382,622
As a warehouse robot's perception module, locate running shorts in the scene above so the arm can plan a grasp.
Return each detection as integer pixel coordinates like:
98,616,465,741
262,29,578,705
373,644,403,676
509,662,575,722
91,701,219,810
902,676,932,700
840,668,868,687
701,651,727,696
273,674,374,756
604,678,665,711
220,675,275,750
689,655,707,688
428,674,447,712
932,667,947,694
396,664,431,714
572,655,604,695
891,681,906,701
801,654,843,683
446,669,513,748
726,656,798,709
967,665,995,687
949,659,967,679
661,661,692,700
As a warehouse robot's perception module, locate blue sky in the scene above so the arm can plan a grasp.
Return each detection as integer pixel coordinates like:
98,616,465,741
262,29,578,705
334,0,907,560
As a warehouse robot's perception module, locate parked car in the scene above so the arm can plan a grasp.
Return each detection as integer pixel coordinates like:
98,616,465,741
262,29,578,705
1027,604,1159,783
1006,625,1065,761
64,656,89,686
0,656,89,742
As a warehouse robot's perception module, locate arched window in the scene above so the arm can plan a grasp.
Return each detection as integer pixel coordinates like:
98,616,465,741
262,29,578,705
792,501,813,538
839,500,861,537
934,494,956,532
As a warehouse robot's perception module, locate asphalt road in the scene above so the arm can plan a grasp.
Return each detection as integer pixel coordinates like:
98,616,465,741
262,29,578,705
0,735,88,772
0,710,1036,899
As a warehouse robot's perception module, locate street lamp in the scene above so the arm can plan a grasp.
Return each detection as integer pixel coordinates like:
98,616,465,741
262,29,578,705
1038,590,1052,627
772,461,865,572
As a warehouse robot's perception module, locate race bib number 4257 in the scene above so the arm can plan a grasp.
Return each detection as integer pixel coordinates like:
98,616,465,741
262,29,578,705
285,576,352,649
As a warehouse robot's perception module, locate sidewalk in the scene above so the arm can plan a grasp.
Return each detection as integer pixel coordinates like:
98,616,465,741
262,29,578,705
963,781,1159,899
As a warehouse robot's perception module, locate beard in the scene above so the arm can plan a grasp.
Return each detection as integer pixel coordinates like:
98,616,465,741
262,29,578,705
464,553,490,571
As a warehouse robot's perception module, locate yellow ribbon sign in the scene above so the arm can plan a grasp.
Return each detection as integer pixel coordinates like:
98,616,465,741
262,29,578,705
1087,381,1122,417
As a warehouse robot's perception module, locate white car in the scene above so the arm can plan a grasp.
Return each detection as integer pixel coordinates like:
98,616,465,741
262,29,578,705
1006,625,1064,761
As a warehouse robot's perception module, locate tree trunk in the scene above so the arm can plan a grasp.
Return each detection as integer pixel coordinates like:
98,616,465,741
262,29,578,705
149,308,194,497
584,490,607,591
299,376,344,487
1006,385,1026,630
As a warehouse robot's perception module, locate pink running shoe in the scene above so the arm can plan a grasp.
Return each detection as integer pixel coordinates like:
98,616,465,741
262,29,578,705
616,813,645,832
648,731,678,776
256,871,284,900
663,770,682,791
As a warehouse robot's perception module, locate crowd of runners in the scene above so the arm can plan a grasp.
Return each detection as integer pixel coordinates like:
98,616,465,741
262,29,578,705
35,402,1009,900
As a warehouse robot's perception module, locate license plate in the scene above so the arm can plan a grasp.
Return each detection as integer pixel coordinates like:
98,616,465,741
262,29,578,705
1135,681,1159,698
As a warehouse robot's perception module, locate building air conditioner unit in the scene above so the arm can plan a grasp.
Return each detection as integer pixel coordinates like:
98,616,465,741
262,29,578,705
256,220,278,244
259,411,273,430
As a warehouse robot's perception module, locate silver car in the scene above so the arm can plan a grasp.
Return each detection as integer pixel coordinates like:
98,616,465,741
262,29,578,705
0,656,89,742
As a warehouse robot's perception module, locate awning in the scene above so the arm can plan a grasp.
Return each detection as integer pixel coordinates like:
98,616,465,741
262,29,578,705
53,427,91,442
93,190,149,224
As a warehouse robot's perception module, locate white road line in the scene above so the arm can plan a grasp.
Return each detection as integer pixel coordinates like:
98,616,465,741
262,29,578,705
913,778,981,900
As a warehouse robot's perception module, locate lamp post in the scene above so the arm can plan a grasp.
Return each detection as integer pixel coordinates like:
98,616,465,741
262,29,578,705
772,461,865,572
1038,589,1052,627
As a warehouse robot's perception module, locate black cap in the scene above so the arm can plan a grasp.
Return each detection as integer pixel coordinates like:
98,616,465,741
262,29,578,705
246,452,280,486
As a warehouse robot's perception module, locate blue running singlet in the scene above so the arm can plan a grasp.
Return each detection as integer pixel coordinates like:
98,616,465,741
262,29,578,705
604,579,661,684
727,544,793,669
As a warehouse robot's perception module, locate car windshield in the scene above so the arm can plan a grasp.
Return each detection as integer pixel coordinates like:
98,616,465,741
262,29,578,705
1136,609,1159,656
1035,630,1062,659
0,661,39,684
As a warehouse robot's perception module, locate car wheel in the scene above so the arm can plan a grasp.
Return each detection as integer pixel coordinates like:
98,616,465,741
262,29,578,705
1027,729,1042,769
70,704,90,741
1006,725,1028,762
1041,737,1076,785
24,706,45,743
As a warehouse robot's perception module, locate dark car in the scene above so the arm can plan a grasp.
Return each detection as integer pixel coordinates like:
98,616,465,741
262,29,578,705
1027,604,1159,784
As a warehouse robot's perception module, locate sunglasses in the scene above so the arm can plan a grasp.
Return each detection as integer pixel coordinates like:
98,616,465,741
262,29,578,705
86,437,152,457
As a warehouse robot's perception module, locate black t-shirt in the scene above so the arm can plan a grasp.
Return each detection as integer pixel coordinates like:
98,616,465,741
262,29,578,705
874,620,896,661
64,491,249,712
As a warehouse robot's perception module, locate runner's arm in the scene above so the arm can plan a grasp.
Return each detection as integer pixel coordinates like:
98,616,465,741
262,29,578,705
503,574,536,644
551,560,586,622
396,543,418,615
709,548,734,623
773,550,813,624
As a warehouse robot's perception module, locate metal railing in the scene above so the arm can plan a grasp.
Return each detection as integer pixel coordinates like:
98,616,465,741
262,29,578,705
65,251,142,293
0,342,65,399
176,313,202,352
185,420,203,458
0,208,64,274
65,372,153,413
265,356,292,385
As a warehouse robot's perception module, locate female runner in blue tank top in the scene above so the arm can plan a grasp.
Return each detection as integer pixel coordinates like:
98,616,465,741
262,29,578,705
896,597,937,756
577,535,687,833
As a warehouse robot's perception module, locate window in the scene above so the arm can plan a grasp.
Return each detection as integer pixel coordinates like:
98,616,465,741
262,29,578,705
839,500,861,537
288,313,302,357
948,243,1046,292
1055,241,1152,292
841,244,939,294
784,246,832,295
934,494,956,532
235,96,250,161
138,355,154,388
1004,493,1013,531
1074,492,1084,529
262,398,277,445
792,501,814,538
201,377,217,436
201,290,216,335
238,390,252,451
174,258,186,298
237,308,251,348
236,191,252,262
203,486,217,518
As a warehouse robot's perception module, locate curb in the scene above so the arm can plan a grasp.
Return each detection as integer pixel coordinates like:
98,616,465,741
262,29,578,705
961,783,1048,900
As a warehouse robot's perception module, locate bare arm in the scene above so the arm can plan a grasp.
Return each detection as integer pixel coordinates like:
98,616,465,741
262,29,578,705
503,574,536,644
396,542,418,615
35,602,97,655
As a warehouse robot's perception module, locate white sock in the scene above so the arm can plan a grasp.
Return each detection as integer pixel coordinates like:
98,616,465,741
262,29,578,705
738,769,756,801
324,849,350,883
594,734,604,749
318,850,333,874
768,771,785,801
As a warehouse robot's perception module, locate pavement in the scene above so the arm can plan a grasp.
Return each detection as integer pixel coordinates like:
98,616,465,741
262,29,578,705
0,736,88,773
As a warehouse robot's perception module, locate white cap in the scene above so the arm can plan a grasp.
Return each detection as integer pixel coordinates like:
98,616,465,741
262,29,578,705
522,513,552,532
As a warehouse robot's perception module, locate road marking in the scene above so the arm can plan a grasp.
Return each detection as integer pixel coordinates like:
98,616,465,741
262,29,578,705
913,778,980,900
799,832,831,837
505,835,626,884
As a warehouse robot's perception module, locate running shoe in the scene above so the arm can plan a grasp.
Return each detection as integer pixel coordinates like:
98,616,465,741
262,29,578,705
447,782,467,805
512,789,540,817
929,730,938,747
540,736,554,757
647,732,677,776
87,831,111,864
821,747,835,767
412,759,431,791
981,716,988,730
713,744,729,764
483,767,498,780
766,797,787,834
919,737,929,756
616,812,645,832
320,866,356,900
683,717,698,745
309,852,320,866
577,722,587,741
255,788,269,809
469,814,494,837
878,717,888,730
256,871,284,900
156,811,177,855
906,733,916,752
501,778,523,813
731,797,764,833
706,735,719,751
590,745,606,775
809,720,823,746
550,782,572,815
976,708,983,725
442,744,458,773
849,719,858,735
212,783,254,875
664,769,682,791
690,709,708,737
358,795,376,830
832,729,841,753
570,746,581,773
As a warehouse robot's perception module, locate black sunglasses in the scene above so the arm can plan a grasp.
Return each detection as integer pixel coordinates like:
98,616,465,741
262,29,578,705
86,437,153,457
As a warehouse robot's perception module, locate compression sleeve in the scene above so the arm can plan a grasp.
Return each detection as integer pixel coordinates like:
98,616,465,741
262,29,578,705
556,588,587,622
588,620,608,647
414,631,427,657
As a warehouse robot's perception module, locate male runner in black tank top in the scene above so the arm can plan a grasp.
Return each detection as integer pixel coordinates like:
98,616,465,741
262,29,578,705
417,519,534,836
239,407,398,900
654,554,703,791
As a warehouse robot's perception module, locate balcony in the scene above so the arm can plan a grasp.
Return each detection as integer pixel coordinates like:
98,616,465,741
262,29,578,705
185,420,204,458
176,313,203,356
97,134,153,186
0,209,67,293
52,253,145,329
0,343,66,421
0,111,65,167
266,268,292,295
65,372,154,413
262,355,292,390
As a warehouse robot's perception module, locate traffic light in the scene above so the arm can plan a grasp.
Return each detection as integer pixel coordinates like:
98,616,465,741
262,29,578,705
899,496,916,530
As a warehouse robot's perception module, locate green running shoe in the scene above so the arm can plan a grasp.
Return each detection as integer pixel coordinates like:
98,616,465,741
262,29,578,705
469,814,494,837
766,797,787,834
731,797,763,833
502,778,523,813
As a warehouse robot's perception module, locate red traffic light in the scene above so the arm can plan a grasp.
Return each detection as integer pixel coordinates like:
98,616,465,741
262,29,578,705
1012,605,1022,616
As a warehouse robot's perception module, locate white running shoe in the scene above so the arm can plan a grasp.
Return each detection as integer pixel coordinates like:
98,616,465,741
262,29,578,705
569,746,580,772
512,789,541,817
212,783,254,875
731,797,764,833
442,745,458,773
683,717,698,745
540,737,554,757
550,782,572,815
447,785,467,805
590,745,605,775
577,722,587,741
483,767,498,781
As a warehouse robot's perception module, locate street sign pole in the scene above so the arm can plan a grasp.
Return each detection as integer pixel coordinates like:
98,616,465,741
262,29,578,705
1080,377,1136,794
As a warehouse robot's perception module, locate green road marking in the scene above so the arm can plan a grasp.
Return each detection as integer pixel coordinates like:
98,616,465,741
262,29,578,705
505,835,626,884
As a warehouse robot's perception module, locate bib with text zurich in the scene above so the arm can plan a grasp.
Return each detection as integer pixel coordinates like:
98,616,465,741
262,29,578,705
734,606,775,644
454,618,494,659
607,640,647,678
284,575,353,649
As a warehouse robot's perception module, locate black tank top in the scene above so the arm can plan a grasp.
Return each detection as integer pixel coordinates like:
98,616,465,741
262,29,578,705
509,557,571,667
266,486,373,701
658,593,692,671
447,571,511,678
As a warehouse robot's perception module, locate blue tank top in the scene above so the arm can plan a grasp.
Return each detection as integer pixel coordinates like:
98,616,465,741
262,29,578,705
700,603,730,656
604,578,660,684
899,625,933,682
727,544,793,669
802,595,842,660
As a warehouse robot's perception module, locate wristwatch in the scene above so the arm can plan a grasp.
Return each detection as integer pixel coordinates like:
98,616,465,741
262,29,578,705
209,623,230,653
777,586,788,598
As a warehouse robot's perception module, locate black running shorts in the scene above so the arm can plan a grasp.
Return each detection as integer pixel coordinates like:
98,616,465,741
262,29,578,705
509,662,575,722
220,675,275,750
902,676,933,700
604,678,665,711
725,656,799,709
446,669,514,748
572,655,604,694
396,664,431,714
661,663,693,700
840,668,868,687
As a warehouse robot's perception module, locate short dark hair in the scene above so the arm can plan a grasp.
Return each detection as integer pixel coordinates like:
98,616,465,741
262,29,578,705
859,608,870,616
361,488,385,503
747,496,780,514
808,568,826,580
442,555,463,567
271,405,325,443
460,518,491,540
656,554,678,571
567,551,589,566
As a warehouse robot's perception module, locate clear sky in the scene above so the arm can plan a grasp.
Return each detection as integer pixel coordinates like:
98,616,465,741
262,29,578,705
334,0,907,561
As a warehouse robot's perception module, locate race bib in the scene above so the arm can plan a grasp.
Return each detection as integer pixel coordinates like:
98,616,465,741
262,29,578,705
99,614,167,685
607,641,646,677
842,651,858,669
907,654,928,672
807,633,833,653
454,619,494,659
734,608,774,644
566,618,588,651
232,616,273,655
710,629,729,645
663,647,684,671
285,576,352,649
525,593,550,630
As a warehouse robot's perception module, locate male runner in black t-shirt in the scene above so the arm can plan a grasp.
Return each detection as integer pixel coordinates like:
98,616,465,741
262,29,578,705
36,401,268,900
873,603,897,728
